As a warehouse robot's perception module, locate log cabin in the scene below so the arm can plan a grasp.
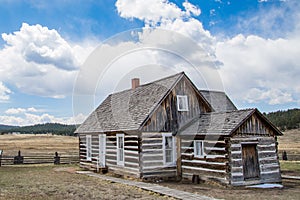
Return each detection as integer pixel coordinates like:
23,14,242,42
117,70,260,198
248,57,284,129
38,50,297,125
75,72,282,186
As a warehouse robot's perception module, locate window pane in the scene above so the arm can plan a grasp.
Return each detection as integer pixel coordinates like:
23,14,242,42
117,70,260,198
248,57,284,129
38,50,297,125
177,95,188,111
195,141,204,156
165,136,172,149
166,149,173,163
164,136,174,164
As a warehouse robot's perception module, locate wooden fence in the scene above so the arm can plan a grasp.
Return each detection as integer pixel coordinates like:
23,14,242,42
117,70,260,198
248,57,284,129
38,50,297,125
0,152,79,166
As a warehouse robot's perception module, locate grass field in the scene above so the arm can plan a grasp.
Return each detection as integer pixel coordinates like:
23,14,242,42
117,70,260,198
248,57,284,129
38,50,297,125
0,134,78,157
0,165,171,200
0,131,299,199
278,129,300,160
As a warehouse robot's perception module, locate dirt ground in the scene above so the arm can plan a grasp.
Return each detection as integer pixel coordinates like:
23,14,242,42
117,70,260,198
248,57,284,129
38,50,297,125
1,165,299,200
159,177,300,200
0,165,173,200
1,133,299,199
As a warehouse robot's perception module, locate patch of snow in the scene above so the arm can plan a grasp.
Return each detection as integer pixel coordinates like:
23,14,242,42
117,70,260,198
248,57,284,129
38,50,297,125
246,184,283,188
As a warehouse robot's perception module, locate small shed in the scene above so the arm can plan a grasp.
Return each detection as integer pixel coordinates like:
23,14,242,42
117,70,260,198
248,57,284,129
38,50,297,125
75,72,282,186
179,109,282,186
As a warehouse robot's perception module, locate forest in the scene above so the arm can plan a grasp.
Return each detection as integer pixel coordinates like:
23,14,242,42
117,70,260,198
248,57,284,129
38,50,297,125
0,123,77,136
264,108,300,131
0,108,299,135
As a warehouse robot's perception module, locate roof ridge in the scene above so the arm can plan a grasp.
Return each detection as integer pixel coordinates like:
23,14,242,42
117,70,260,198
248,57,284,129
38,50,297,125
104,71,185,97
202,108,255,115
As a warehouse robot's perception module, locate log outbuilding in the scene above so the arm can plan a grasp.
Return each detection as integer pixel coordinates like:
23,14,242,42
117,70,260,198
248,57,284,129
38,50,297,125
75,72,282,186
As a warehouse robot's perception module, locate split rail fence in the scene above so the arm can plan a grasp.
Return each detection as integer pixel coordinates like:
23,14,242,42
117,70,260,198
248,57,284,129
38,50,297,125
0,151,79,166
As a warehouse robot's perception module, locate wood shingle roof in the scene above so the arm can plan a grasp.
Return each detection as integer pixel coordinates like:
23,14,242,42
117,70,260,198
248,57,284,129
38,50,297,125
75,72,185,133
179,108,282,136
199,90,237,112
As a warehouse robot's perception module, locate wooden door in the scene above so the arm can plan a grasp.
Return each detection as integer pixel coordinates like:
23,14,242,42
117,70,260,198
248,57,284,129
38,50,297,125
242,144,260,180
98,134,106,167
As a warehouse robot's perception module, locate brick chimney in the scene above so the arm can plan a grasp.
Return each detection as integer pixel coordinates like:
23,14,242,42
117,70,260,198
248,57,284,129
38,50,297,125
131,78,140,89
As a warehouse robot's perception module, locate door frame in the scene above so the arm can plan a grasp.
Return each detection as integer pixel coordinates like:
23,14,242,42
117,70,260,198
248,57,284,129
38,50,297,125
98,134,106,167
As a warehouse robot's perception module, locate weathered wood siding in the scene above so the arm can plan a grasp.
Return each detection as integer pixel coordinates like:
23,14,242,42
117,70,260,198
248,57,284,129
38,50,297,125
142,76,209,133
79,133,141,178
106,134,140,177
229,136,281,186
79,134,99,170
228,115,281,186
140,132,177,179
235,113,276,136
180,136,229,184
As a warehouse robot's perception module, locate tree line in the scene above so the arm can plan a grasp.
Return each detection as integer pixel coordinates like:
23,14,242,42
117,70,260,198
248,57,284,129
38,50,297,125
264,108,300,131
0,108,299,135
0,123,77,136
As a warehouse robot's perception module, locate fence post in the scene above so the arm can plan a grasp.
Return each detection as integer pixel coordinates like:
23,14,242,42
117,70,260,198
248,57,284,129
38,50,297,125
0,150,2,167
282,151,288,160
54,152,60,165
13,150,24,164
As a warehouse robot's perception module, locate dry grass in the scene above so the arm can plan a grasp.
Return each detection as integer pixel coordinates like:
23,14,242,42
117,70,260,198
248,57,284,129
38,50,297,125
0,165,170,200
278,129,300,154
0,134,78,157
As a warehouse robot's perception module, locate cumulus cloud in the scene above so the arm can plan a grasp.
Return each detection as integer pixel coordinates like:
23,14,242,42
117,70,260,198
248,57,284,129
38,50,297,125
0,23,96,98
0,109,86,126
5,107,42,115
217,33,300,106
114,0,300,110
0,82,11,101
2,23,78,71
116,0,182,25
116,0,215,55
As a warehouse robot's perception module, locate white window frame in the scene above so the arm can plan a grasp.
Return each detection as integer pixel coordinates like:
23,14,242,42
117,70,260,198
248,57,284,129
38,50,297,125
86,135,92,161
162,133,176,166
177,95,189,111
116,134,125,166
194,140,205,158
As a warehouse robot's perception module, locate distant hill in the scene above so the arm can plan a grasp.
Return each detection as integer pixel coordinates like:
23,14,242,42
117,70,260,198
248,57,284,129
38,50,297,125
265,108,300,131
0,123,78,136
0,124,18,131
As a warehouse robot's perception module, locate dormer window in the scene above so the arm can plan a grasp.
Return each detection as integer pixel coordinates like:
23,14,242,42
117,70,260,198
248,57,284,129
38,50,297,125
177,95,188,111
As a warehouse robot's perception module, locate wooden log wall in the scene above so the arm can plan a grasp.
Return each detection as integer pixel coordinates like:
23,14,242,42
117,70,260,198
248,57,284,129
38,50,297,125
79,133,141,178
180,136,229,184
142,76,209,133
140,132,177,179
235,113,275,136
106,134,140,178
229,136,281,186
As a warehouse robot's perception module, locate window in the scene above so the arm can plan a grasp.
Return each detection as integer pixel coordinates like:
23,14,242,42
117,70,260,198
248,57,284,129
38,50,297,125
177,95,188,111
86,135,92,161
163,133,176,165
116,134,124,166
194,140,205,157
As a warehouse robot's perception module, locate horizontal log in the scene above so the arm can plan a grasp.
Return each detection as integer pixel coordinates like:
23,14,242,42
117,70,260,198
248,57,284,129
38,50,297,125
141,139,162,144
142,158,163,165
182,160,227,171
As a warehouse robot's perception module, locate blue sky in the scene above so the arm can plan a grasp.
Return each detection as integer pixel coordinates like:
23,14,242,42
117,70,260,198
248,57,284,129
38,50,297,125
0,0,299,126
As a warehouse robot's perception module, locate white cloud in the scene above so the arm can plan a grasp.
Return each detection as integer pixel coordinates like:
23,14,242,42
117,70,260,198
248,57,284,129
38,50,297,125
0,111,86,126
217,33,300,106
0,82,11,101
234,1,299,39
245,88,293,105
5,107,42,115
182,1,201,16
116,0,182,26
0,23,96,98
116,0,215,56
2,23,78,71
114,0,300,109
